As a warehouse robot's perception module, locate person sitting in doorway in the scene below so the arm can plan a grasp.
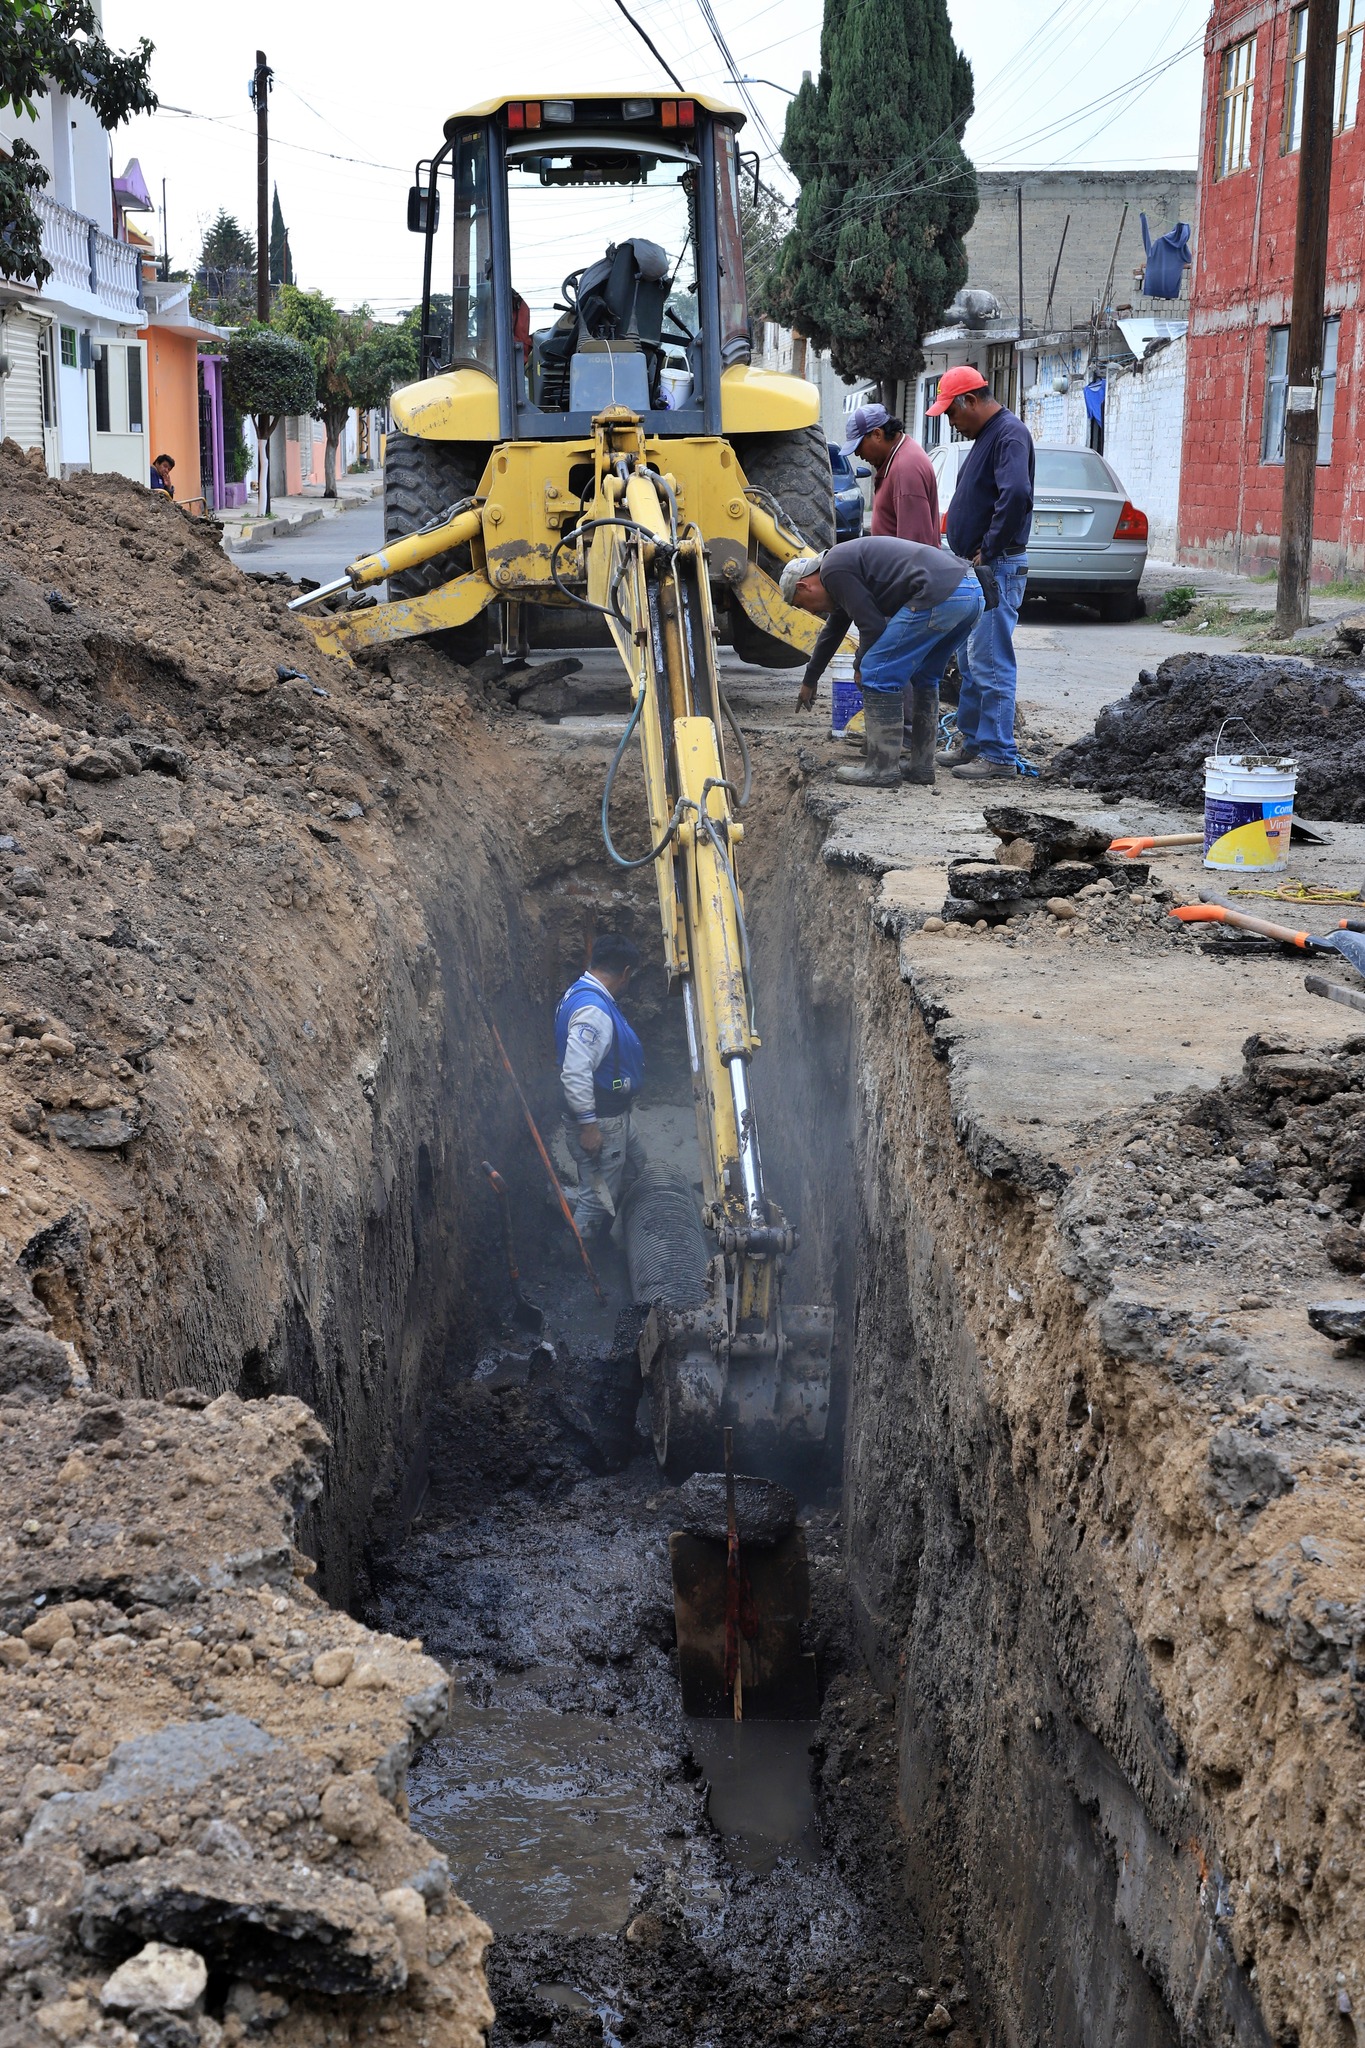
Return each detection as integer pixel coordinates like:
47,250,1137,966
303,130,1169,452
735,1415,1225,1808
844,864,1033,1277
149,453,176,498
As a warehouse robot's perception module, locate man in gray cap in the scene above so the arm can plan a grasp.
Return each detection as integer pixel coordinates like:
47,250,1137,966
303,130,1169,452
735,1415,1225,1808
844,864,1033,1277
781,539,982,787
843,402,940,546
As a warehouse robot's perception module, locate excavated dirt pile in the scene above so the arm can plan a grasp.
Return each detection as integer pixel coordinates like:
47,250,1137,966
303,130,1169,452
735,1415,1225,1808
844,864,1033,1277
0,438,550,2040
0,1388,492,2046
1053,651,1365,818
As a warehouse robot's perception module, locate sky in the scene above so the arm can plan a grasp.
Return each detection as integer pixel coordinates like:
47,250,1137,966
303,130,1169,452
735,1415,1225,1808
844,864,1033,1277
99,0,1211,316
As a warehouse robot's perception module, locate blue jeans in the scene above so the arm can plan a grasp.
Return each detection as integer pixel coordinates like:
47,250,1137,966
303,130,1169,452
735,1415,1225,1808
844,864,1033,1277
858,572,985,701
955,555,1027,764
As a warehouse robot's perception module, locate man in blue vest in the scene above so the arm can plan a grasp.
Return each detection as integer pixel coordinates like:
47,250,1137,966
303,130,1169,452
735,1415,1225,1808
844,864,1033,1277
554,933,646,1240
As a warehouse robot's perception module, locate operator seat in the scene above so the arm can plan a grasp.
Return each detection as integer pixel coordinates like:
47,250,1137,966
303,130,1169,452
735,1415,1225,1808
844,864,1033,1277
533,239,672,411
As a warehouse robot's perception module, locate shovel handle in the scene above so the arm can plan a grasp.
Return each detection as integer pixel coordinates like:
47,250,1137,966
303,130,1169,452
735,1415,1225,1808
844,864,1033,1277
1109,833,1204,857
480,1160,520,1286
1170,904,1310,947
1306,972,1365,1016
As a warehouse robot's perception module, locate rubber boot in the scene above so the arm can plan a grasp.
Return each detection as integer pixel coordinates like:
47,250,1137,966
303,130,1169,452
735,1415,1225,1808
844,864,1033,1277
835,688,902,786
901,686,938,785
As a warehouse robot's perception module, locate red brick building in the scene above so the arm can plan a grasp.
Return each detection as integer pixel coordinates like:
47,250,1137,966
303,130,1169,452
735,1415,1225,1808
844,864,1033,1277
1179,0,1365,577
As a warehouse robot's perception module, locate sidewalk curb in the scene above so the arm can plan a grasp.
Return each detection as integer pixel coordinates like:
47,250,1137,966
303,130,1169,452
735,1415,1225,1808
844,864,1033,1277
219,483,381,552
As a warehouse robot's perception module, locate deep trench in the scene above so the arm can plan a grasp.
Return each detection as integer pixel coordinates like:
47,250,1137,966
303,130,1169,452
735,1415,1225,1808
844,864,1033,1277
309,719,1220,2048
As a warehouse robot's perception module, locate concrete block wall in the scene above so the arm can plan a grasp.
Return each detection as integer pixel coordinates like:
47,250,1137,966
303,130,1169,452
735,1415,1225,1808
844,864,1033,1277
1105,335,1187,559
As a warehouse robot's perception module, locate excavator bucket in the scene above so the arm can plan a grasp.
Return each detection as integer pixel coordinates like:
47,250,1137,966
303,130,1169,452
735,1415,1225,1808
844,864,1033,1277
639,1296,833,1479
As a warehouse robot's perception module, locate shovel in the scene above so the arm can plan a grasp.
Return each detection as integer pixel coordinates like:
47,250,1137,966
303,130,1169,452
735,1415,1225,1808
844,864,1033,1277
1170,904,1365,978
479,1161,544,1333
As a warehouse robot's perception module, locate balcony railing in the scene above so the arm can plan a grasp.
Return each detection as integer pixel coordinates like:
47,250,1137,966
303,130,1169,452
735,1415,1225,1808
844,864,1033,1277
33,191,142,320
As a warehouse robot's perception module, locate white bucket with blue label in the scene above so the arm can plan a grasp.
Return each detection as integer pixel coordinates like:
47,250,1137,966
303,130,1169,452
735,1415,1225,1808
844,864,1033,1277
829,649,862,740
1203,719,1296,873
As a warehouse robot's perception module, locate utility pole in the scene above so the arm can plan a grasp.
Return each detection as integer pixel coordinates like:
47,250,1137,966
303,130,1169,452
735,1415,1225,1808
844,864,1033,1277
250,52,271,324
1276,0,1337,635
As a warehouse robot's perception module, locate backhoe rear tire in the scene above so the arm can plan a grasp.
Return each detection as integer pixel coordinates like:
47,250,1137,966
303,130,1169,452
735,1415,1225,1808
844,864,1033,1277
728,424,837,668
384,434,493,664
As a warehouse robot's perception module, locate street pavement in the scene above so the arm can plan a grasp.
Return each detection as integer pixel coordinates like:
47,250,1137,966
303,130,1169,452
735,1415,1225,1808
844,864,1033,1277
227,510,1249,749
225,499,384,584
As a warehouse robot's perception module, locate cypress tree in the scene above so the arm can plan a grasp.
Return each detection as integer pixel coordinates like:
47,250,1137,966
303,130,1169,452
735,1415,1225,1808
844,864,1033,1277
768,0,977,393
269,187,294,289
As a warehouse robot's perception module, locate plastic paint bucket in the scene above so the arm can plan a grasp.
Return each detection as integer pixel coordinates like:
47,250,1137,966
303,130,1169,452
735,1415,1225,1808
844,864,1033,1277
829,651,862,740
1203,722,1296,872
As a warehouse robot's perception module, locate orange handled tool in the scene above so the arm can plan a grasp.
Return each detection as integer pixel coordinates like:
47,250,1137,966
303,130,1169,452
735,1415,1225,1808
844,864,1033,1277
1170,903,1365,976
1109,832,1204,858
475,991,606,1302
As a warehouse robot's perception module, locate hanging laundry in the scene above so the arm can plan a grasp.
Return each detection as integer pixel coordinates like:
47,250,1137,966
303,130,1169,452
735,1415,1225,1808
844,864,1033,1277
1141,215,1193,300
1083,380,1106,426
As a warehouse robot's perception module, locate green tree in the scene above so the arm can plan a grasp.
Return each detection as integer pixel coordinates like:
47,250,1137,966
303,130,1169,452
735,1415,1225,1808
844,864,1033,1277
399,293,451,374
195,209,256,322
269,186,293,289
0,0,156,285
276,286,416,495
767,0,977,394
740,183,793,320
223,325,316,514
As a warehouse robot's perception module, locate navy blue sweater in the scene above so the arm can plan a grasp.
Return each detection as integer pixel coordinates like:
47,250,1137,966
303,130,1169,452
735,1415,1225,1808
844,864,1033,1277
944,407,1035,564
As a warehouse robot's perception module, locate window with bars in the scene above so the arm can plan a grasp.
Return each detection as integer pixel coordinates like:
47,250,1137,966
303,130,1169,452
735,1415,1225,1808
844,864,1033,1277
59,326,77,369
1318,314,1340,460
1217,34,1257,174
921,376,942,449
1337,0,1365,129
1260,316,1340,462
1285,0,1364,147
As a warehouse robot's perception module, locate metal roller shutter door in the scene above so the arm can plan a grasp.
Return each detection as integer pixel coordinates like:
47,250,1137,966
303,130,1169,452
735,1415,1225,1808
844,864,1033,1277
0,312,46,454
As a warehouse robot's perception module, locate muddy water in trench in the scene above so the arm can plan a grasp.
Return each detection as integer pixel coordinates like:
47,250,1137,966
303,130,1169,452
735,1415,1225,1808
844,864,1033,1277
370,1094,970,2048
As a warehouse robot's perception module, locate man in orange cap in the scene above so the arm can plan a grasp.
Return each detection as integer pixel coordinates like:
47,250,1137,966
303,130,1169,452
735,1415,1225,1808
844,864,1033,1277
925,366,1034,781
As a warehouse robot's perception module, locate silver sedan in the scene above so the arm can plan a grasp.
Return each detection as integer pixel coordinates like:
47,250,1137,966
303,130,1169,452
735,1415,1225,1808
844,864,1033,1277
929,440,1149,621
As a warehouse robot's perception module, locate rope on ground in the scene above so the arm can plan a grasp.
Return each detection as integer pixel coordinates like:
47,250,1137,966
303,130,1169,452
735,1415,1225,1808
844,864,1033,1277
1229,882,1365,905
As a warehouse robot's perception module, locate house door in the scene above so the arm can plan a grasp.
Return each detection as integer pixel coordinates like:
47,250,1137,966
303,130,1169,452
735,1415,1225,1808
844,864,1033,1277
37,320,60,475
88,339,149,483
197,375,216,511
0,312,48,465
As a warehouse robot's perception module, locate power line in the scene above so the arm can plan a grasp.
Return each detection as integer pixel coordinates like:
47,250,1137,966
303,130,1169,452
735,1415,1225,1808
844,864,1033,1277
607,0,687,90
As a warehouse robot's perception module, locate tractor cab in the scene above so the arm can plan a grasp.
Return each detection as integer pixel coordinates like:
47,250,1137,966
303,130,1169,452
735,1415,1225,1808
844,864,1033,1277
408,93,753,440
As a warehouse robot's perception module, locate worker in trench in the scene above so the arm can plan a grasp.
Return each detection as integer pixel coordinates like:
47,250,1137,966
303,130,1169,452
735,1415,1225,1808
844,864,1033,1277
554,933,647,1239
786,537,984,787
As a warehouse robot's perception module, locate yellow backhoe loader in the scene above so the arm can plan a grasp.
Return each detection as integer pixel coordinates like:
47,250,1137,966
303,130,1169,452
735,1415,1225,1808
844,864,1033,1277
292,91,837,1475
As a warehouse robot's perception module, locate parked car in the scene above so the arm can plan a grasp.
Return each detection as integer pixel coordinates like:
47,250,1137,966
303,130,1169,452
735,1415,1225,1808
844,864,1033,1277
929,439,1148,620
828,442,869,541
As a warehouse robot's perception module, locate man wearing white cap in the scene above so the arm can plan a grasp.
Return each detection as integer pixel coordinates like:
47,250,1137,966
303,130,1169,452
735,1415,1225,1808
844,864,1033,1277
781,539,982,787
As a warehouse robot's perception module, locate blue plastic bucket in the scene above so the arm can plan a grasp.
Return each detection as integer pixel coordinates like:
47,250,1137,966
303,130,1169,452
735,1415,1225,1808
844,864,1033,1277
830,653,862,739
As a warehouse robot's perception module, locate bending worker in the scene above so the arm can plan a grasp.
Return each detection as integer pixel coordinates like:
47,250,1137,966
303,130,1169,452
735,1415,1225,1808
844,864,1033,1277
785,537,983,787
554,933,646,1239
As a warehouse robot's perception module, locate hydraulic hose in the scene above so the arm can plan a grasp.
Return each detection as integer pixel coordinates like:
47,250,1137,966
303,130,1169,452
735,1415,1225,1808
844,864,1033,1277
600,678,694,871
550,517,672,631
717,684,752,806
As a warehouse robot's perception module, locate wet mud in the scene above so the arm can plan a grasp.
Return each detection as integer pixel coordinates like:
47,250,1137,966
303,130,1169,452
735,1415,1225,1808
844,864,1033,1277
368,1235,976,2048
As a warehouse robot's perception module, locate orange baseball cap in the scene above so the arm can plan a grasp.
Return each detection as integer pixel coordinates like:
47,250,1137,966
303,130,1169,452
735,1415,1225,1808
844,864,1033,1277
926,365,988,416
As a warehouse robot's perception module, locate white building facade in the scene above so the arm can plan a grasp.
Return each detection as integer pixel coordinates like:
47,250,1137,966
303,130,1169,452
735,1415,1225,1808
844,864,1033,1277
1,73,147,481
